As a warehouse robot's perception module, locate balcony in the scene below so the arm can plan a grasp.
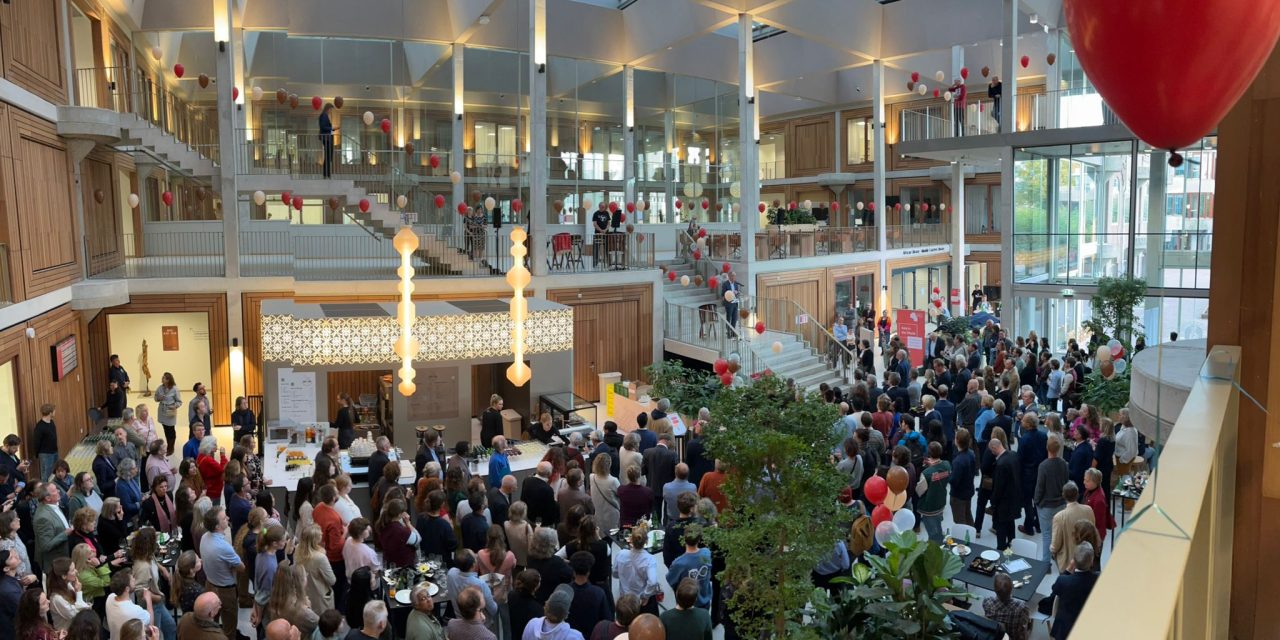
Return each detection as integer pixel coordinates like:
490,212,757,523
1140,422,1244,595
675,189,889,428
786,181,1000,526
759,159,786,180
86,230,226,279
753,227,877,260
898,88,1120,144
887,223,948,249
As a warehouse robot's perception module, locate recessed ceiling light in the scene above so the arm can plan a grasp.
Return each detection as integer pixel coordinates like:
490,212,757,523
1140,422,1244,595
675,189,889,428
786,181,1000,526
666,46,673,51
1030,13,1038,23
478,15,490,25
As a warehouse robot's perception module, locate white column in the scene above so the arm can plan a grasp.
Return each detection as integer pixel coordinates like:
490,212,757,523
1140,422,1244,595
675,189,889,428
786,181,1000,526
451,44,466,239
951,161,966,316
623,66,636,205
738,13,760,264
1001,0,1019,133
1045,28,1062,128
872,59,886,252
663,98,675,223
998,152,1015,328
529,0,549,276
215,0,240,279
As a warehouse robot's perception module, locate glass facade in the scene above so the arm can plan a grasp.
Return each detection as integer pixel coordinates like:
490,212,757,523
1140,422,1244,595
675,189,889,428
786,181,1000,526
892,262,951,312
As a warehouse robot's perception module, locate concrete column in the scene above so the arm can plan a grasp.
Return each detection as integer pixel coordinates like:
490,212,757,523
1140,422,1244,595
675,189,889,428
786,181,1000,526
872,59,886,252
451,44,465,239
529,0,549,276
215,0,240,279
1001,0,1019,133
737,13,760,265
951,161,966,316
623,66,636,205
998,151,1015,328
663,102,675,223
1142,155,1168,330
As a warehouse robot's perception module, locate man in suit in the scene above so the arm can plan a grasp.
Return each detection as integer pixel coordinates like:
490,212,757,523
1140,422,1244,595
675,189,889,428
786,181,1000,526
935,387,957,441
955,379,983,434
886,373,911,414
720,272,742,337
33,483,70,574
894,349,912,385
446,441,473,486
1049,543,1100,640
587,430,620,478
966,342,982,372
415,429,447,479
684,420,713,488
367,437,395,489
487,475,516,529
519,462,560,526
634,414,657,454
1016,413,1048,536
1048,482,1095,573
643,434,679,523
949,357,971,405
989,438,1022,551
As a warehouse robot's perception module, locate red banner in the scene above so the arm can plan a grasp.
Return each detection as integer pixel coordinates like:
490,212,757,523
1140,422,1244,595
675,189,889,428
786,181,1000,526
895,309,927,368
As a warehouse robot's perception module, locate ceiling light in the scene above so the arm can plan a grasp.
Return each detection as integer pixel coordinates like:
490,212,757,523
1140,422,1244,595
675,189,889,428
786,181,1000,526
1030,13,1038,23
478,15,490,24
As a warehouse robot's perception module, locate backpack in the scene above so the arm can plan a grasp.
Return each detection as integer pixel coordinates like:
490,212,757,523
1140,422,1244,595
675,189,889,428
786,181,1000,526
847,505,874,556
905,432,926,469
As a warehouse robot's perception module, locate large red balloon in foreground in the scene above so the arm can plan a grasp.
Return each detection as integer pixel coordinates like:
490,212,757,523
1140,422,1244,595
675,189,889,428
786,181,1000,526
1063,0,1280,151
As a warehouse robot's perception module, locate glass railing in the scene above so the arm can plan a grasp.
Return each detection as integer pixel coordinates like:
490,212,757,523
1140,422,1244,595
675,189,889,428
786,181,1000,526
898,88,1118,142
759,160,786,180
632,160,734,187
886,223,948,248
753,227,877,260
1073,346,1239,639
85,231,225,279
1023,88,1120,131
663,302,745,361
236,130,406,179
548,156,624,181
465,152,526,180
72,66,220,156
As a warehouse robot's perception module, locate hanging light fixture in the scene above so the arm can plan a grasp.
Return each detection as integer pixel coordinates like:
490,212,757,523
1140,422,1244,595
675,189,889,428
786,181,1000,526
507,227,532,386
393,227,420,395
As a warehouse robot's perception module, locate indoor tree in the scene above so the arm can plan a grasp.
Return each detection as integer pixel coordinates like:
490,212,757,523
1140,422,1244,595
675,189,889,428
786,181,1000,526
702,373,844,639
1081,277,1147,350
644,359,717,417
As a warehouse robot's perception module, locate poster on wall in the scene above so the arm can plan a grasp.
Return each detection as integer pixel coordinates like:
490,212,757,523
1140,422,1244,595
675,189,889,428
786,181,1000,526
407,367,459,421
162,326,179,351
50,336,77,382
277,368,317,425
895,309,926,367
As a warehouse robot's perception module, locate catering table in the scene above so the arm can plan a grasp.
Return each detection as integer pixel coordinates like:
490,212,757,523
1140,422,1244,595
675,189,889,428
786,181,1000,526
383,558,451,636
949,542,1051,602
1111,473,1147,549
466,441,549,481
262,442,414,492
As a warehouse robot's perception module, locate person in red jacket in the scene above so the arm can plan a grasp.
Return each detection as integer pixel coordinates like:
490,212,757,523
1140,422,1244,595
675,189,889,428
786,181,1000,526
195,438,227,504
1081,468,1115,544
312,483,349,609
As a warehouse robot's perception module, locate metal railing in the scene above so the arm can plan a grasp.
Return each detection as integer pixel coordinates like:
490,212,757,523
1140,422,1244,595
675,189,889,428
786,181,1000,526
73,66,220,153
745,295,855,374
0,244,10,305
886,223,948,248
545,231,655,273
753,227,877,260
1022,87,1120,131
663,301,741,358
898,88,1119,141
1074,347,1238,639
73,66,130,112
86,232,225,279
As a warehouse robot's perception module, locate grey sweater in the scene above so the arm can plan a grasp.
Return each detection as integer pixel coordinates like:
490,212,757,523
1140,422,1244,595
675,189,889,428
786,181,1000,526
1034,457,1070,508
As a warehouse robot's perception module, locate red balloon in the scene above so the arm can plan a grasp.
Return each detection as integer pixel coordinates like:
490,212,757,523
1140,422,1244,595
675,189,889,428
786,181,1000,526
788,201,797,210
668,270,677,282
359,199,371,213
1064,0,1280,150
960,67,969,79
721,262,731,273
720,373,734,386
232,87,239,100
868,202,876,211
692,249,702,261
713,359,729,375
933,287,941,294
872,504,892,527
619,213,626,223
1020,55,1030,68
173,64,184,78
380,118,391,134
161,191,173,206
894,202,902,210
933,89,940,98
757,202,766,213
433,195,446,208
754,321,766,335
934,299,943,308
456,202,468,215
910,71,920,83
429,154,441,169
921,202,929,212
701,200,709,210
697,228,707,238
626,202,635,213
311,96,323,111
864,475,888,505
674,199,682,210
708,276,719,289
608,201,618,213
511,199,523,213
291,196,303,211
281,191,292,205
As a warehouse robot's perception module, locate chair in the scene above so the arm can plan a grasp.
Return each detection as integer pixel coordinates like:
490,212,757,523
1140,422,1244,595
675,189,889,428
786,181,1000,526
1010,537,1038,559
948,524,977,543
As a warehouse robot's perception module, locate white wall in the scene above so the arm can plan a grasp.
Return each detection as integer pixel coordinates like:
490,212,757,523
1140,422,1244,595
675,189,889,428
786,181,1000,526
107,312,212,422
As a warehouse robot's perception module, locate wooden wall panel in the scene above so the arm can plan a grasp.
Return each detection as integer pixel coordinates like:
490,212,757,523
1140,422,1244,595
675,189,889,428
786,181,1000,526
0,0,68,104
547,285,654,402
8,110,80,299
86,295,231,424
81,152,122,274
326,371,388,419
788,115,835,177
0,305,89,473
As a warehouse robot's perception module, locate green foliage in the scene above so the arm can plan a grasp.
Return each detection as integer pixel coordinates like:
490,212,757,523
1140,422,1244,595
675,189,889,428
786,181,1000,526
1081,277,1147,350
936,316,972,341
809,531,971,639
768,207,818,226
643,359,717,417
1083,367,1132,418
702,373,844,639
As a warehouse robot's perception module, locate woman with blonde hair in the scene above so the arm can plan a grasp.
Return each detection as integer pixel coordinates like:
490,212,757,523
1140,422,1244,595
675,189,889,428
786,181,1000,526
503,501,534,570
70,543,109,619
189,496,213,549
293,524,336,612
476,524,516,636
650,417,673,443
619,433,644,484
613,522,661,615
130,404,159,450
260,561,319,636
590,453,620,533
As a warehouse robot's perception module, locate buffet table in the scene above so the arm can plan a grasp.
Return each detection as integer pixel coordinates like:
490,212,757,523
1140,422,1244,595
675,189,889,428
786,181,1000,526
466,440,549,483
263,442,415,492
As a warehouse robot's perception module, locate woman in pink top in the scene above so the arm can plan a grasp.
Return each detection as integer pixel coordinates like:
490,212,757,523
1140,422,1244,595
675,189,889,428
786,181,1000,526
341,517,381,579
129,404,159,448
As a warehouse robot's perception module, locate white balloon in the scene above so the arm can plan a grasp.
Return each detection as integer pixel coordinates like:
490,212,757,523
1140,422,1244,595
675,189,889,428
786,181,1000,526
917,84,928,96
1114,358,1128,373
251,86,263,101
396,195,408,209
856,201,865,211
727,352,740,364
903,203,911,212
582,199,593,211
127,193,139,209
484,196,496,211
802,199,812,210
934,70,945,82
694,183,704,197
771,341,783,354
696,237,707,249
944,91,953,102
362,111,375,126
150,46,162,61
724,290,736,303
729,182,741,198
939,202,947,211
683,183,695,198
252,190,266,206
874,521,899,546
637,200,647,211
892,508,915,532
680,275,690,286
449,171,462,184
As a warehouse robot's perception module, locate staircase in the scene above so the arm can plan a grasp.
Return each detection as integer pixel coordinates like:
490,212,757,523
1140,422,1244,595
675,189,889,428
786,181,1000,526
240,177,496,277
119,117,218,178
744,331,849,393
660,257,721,309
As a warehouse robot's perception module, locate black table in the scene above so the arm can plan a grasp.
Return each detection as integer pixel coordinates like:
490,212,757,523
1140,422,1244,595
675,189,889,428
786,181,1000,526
1110,475,1146,549
950,542,1051,602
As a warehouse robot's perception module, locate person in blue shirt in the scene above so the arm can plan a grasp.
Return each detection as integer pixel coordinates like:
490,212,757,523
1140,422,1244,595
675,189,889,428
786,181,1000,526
665,530,712,609
1016,413,1048,536
831,319,850,370
487,436,512,489
182,422,205,461
634,413,657,454
318,104,340,178
972,395,996,445
812,540,851,592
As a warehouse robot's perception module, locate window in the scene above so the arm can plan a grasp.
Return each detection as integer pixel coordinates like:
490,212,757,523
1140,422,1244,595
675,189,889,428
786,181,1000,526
846,117,874,166
759,132,784,180
473,122,517,168
964,184,1002,234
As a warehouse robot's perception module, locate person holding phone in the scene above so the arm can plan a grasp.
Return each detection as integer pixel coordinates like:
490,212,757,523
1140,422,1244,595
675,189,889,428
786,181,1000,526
319,104,340,178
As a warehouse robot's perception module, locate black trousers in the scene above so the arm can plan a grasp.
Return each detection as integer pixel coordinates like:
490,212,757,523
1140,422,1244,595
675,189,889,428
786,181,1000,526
162,424,176,455
994,520,1015,551
322,136,335,177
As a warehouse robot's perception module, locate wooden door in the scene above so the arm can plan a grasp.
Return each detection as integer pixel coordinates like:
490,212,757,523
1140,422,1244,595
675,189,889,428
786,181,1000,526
81,156,121,274
573,314,598,401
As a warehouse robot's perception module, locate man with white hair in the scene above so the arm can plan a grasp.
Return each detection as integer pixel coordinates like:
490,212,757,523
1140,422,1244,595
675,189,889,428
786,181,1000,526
487,475,517,528
566,433,586,470
520,461,559,527
1048,543,1099,640
488,436,511,487
405,582,443,640
587,430,619,478
367,437,395,488
348,601,389,640
177,592,226,640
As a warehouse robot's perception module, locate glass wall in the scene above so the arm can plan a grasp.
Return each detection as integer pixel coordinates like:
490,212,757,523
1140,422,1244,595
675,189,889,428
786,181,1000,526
893,262,951,312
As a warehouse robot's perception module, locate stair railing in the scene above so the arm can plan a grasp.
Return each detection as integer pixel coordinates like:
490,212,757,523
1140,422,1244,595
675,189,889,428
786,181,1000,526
742,295,856,376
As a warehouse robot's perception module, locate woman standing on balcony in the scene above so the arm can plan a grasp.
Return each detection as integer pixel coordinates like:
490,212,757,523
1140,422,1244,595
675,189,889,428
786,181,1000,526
319,104,340,178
